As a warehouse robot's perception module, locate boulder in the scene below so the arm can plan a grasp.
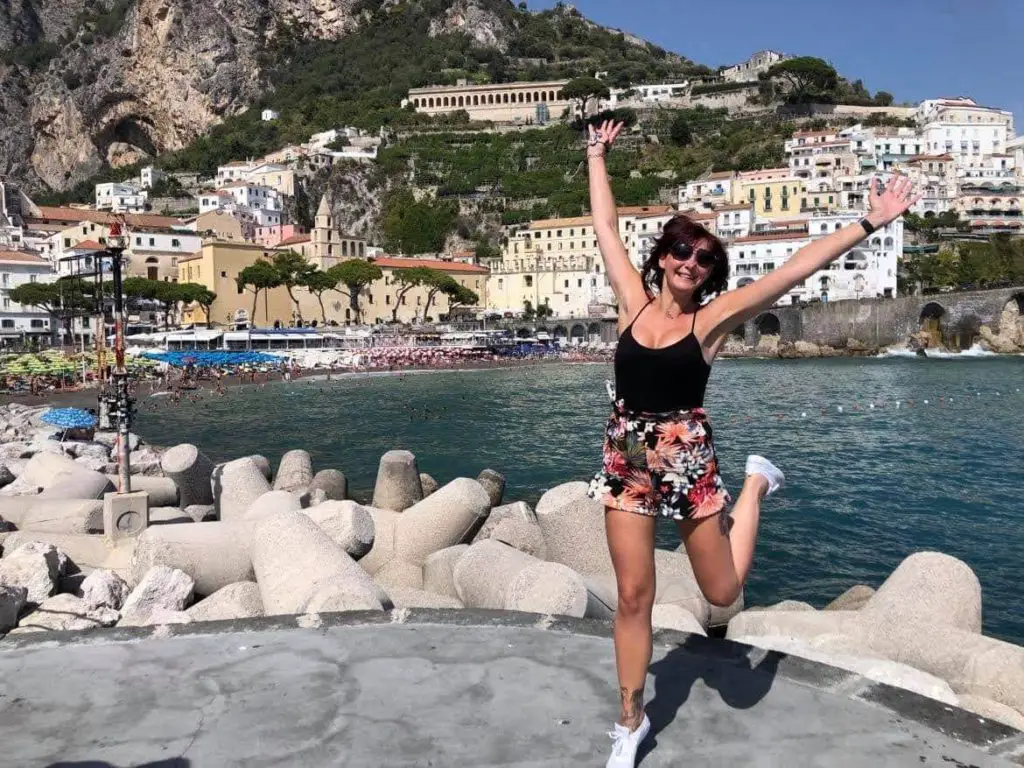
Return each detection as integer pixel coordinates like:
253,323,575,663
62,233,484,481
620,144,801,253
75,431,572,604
1,531,130,581
128,448,164,476
107,475,179,507
453,539,536,610
371,450,423,512
372,559,424,591
130,522,254,596
69,442,111,462
213,457,271,522
186,582,264,622
251,510,383,615
119,565,195,627
309,469,347,501
302,500,374,560
0,498,104,534
731,634,958,705
357,507,399,576
475,469,505,507
79,569,130,611
490,518,547,559
652,604,707,635
160,443,215,507
394,478,491,567
184,504,216,523
93,431,141,452
419,473,438,497
505,561,588,618
0,584,27,632
472,501,536,543
535,482,613,579
863,552,981,632
0,541,67,606
142,607,193,626
272,449,314,492
11,593,119,634
385,587,463,610
74,456,109,473
245,490,305,521
422,545,468,600
825,584,875,611
0,463,14,489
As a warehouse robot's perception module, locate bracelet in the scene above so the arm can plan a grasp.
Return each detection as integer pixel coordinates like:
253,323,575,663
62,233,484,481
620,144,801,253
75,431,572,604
859,218,876,236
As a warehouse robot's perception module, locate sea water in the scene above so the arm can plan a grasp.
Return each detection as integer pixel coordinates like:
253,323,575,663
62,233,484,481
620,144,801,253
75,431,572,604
135,357,1024,644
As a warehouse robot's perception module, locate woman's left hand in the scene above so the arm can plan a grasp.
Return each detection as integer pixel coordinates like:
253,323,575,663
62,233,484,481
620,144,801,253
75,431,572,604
866,174,921,227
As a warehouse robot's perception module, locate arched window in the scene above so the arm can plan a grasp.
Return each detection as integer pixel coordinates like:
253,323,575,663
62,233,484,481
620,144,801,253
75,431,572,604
534,91,540,101
548,90,555,101
883,237,894,248
503,93,509,103
443,97,449,107
525,92,532,103
342,241,348,257
488,94,494,104
428,98,434,108
458,96,464,107
359,243,365,257
473,95,479,105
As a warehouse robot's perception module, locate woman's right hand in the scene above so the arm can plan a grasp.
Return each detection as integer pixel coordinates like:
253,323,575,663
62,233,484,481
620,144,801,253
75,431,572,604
587,119,624,159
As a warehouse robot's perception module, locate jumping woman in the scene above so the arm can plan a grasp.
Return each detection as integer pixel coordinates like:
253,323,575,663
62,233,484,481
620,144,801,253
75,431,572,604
585,120,919,767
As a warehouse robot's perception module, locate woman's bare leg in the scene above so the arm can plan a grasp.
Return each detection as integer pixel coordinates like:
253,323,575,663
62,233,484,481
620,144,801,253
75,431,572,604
605,508,657,729
678,474,768,607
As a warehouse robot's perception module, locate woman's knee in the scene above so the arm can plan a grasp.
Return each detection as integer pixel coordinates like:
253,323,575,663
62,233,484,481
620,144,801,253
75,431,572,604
701,581,741,608
616,579,655,617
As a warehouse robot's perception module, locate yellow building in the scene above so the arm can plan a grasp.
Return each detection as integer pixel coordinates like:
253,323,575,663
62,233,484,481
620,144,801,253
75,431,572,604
178,242,488,327
277,197,366,269
732,169,807,218
405,79,571,124
245,164,297,197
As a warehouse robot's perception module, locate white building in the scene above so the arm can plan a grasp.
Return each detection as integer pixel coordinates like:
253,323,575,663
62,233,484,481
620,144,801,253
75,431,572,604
199,183,282,228
261,109,280,122
720,50,788,82
727,211,901,304
0,250,56,344
606,81,690,108
679,171,736,209
95,182,147,213
715,204,754,239
215,161,257,188
139,166,165,190
917,98,1014,168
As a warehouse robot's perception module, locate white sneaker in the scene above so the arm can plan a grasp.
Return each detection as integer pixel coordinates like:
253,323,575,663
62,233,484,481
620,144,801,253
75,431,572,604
606,714,650,768
745,455,785,496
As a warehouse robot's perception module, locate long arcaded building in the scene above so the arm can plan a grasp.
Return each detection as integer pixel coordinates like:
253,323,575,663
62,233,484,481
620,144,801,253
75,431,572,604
404,79,571,124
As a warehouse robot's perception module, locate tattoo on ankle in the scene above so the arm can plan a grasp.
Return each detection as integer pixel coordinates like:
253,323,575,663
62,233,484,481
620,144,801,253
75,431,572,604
619,686,644,727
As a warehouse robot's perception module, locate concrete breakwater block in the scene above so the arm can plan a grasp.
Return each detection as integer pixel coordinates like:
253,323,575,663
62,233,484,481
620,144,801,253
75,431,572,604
862,551,982,633
422,545,468,599
0,531,130,580
489,518,547,559
418,473,438,497
505,561,587,618
454,539,535,610
245,490,305,521
652,604,707,635
385,586,463,609
825,584,874,611
357,508,398,576
129,522,255,596
186,582,264,622
160,443,215,507
535,482,614,579
0,584,26,632
104,475,178,508
148,507,193,526
394,477,491,567
372,559,423,591
475,469,505,507
302,501,374,560
0,498,105,534
247,455,272,481
19,452,114,500
660,548,743,628
272,450,313,493
371,450,423,512
251,510,383,615
309,469,347,501
213,457,271,522
472,501,536,543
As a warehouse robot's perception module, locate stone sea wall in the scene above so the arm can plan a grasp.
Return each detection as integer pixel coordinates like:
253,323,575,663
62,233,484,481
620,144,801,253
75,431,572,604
0,401,1021,732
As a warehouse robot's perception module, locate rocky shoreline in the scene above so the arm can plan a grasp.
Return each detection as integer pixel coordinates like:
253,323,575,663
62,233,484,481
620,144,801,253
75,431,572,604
0,401,1021,733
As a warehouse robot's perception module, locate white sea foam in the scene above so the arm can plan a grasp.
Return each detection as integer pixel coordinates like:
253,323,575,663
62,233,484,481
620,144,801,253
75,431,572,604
877,344,999,360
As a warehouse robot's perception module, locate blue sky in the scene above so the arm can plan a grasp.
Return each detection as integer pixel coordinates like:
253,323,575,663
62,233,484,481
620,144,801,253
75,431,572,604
528,0,1023,125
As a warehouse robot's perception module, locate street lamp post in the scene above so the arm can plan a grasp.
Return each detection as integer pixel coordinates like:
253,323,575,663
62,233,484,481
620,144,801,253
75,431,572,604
105,222,133,492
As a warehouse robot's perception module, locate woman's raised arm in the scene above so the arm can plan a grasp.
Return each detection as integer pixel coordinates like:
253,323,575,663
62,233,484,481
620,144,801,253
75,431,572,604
587,120,647,324
702,175,920,343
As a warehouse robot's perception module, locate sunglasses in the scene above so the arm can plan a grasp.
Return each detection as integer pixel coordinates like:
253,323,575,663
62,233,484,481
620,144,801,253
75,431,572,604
668,241,716,268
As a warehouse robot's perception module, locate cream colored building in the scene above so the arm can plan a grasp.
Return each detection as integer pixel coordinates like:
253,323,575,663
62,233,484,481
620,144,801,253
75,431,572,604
246,164,297,197
732,170,807,218
404,79,571,124
277,197,366,269
179,242,487,327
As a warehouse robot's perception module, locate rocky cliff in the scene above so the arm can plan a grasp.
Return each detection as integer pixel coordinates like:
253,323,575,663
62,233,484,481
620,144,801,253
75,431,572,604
0,0,364,191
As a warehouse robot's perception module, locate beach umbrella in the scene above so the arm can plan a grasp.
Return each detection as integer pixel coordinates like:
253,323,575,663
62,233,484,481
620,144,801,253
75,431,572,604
40,408,98,430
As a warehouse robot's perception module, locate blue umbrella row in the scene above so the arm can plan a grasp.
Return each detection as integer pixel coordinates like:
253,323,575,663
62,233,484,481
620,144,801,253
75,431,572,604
140,351,281,368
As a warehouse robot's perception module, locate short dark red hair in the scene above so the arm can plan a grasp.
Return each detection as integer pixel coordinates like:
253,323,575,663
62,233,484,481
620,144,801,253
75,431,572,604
641,215,729,303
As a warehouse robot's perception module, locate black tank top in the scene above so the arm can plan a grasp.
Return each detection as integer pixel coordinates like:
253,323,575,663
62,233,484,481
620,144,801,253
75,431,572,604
614,299,711,413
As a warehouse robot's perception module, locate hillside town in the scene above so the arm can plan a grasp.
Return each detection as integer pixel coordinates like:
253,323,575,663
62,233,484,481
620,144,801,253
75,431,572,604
0,51,1020,350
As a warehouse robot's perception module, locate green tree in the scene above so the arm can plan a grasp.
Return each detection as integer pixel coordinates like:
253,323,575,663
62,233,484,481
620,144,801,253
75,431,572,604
562,76,611,117
389,266,435,322
152,281,187,329
522,298,536,320
420,270,456,321
330,259,382,324
766,57,839,103
9,279,94,342
874,90,895,106
303,268,339,325
669,112,692,147
236,260,281,327
177,282,217,328
474,240,501,261
441,281,479,318
381,188,459,255
536,300,554,319
272,250,316,324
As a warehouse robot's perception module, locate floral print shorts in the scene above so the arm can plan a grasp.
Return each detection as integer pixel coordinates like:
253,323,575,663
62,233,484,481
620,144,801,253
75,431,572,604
587,399,731,520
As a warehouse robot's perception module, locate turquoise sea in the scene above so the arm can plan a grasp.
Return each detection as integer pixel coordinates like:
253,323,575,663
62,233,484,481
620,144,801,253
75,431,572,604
135,356,1024,644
